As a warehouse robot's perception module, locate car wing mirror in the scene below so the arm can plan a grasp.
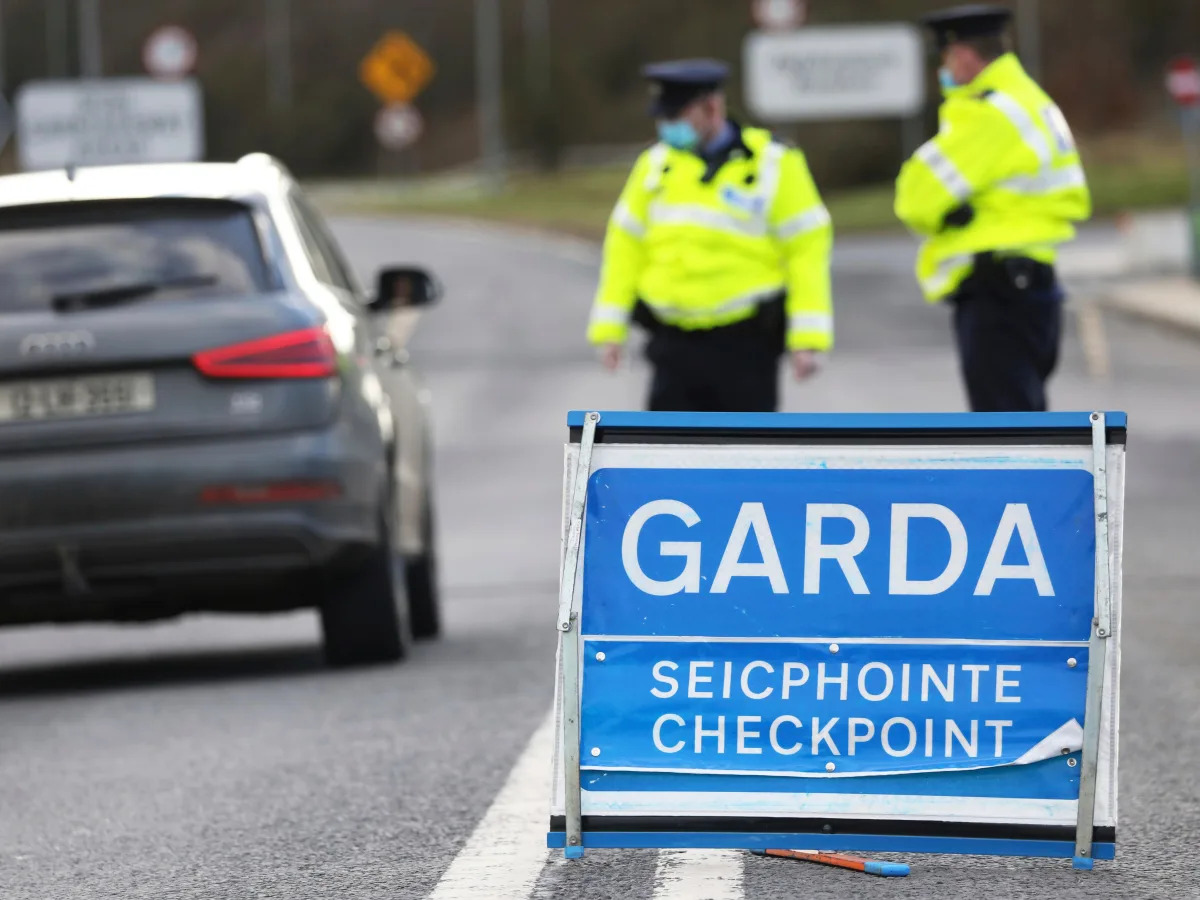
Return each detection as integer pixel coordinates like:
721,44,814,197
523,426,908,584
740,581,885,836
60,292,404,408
368,266,443,313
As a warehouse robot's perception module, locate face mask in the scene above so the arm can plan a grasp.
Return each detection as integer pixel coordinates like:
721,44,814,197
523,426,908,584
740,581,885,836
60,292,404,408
657,119,700,151
938,67,959,91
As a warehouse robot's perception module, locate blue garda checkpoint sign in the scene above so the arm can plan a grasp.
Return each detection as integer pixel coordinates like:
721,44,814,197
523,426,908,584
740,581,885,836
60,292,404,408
549,411,1126,870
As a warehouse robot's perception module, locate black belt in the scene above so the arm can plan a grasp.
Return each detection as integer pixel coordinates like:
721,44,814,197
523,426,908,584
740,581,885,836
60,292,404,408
633,292,786,340
959,252,1061,302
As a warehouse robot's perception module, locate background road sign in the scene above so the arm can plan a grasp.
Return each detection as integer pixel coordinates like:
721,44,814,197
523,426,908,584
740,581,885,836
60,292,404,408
1166,55,1200,108
752,0,806,30
375,103,424,150
1168,56,1200,280
552,411,1125,866
743,23,925,121
14,78,205,171
359,31,436,106
143,25,198,78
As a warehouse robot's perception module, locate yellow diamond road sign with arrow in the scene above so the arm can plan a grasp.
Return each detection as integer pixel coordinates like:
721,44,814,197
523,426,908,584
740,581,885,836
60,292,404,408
359,31,435,106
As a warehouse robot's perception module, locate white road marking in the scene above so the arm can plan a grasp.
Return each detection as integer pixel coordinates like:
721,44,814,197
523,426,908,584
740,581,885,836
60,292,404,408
652,848,744,900
1076,300,1112,380
427,709,555,900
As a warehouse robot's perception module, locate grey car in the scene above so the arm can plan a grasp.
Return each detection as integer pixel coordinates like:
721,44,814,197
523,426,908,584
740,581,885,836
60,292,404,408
0,153,443,667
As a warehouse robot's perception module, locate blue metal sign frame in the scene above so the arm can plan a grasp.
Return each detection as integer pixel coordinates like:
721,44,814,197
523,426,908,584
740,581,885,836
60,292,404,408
549,411,1125,869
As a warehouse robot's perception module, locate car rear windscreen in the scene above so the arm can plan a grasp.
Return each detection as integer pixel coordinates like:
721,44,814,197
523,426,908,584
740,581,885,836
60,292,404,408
0,199,274,313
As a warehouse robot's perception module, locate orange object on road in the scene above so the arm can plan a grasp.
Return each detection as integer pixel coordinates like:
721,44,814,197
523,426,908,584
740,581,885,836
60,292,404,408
756,848,911,877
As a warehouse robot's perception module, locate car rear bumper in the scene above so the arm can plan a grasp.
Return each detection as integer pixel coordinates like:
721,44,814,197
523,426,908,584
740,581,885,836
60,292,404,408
0,426,388,624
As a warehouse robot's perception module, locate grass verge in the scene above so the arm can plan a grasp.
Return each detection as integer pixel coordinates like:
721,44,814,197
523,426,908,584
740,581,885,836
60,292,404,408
308,132,1192,240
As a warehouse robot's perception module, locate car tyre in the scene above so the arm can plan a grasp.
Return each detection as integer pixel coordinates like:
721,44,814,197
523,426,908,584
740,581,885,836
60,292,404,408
406,493,442,640
320,511,412,667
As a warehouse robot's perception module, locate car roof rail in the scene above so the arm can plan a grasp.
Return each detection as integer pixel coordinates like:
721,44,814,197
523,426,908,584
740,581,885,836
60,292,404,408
236,152,294,181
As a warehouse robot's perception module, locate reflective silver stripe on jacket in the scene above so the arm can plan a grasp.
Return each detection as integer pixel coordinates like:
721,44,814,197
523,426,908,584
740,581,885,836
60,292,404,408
916,140,972,200
648,201,767,238
788,313,833,334
589,305,631,327
756,141,786,209
920,253,974,296
610,201,646,238
641,139,798,239
986,92,1052,167
998,164,1087,195
643,144,669,191
775,204,832,240
644,286,784,322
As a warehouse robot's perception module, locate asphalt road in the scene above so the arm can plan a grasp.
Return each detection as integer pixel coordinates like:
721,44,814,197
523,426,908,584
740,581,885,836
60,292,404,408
2,217,1199,900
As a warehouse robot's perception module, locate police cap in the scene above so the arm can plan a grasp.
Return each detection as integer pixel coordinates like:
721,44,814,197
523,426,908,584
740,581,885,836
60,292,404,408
642,59,729,118
920,4,1013,50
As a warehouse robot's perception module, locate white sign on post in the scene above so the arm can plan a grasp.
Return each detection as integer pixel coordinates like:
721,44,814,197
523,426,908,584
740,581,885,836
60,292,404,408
143,25,198,78
752,0,806,31
14,78,205,171
744,24,926,121
374,103,424,151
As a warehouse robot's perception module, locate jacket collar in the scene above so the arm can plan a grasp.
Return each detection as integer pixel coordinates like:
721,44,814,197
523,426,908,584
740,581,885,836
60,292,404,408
697,119,755,182
701,120,739,159
943,52,1026,99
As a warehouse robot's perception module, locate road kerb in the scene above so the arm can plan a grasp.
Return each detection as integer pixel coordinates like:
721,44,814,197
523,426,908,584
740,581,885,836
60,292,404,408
1091,277,1200,339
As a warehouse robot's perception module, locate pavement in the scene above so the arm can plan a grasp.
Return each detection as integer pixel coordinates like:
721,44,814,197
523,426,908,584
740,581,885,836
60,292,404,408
1091,276,1200,337
1,217,1200,900
1059,208,1200,338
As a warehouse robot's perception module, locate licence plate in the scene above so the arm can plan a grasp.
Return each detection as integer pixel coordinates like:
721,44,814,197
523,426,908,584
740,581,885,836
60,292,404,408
0,372,156,423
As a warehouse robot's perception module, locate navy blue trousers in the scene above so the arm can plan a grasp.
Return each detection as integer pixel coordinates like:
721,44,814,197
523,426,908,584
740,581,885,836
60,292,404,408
644,319,782,413
950,274,1063,413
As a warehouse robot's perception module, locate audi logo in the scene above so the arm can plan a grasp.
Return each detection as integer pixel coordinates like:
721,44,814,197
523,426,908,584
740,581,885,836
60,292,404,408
19,331,96,356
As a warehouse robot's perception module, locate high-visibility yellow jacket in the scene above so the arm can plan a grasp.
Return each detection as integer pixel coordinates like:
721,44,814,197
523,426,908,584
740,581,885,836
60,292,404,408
895,53,1091,302
587,124,834,352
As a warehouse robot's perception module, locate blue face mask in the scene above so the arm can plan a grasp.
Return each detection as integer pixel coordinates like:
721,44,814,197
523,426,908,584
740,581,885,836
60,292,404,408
657,119,700,151
938,67,959,91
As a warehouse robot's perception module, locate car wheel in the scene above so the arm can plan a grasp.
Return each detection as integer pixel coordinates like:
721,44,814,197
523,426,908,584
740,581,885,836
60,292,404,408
406,493,442,640
320,511,412,667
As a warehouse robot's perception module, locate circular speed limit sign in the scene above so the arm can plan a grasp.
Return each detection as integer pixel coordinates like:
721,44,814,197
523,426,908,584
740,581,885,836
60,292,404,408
375,103,424,151
1166,56,1200,108
752,0,806,30
143,25,198,78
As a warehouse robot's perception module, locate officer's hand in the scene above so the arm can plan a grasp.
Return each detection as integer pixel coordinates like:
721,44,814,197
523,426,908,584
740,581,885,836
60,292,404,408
600,343,623,372
942,203,975,229
791,350,820,381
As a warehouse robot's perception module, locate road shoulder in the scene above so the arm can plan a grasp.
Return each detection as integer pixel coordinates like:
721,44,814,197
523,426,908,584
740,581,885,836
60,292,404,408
1091,276,1200,338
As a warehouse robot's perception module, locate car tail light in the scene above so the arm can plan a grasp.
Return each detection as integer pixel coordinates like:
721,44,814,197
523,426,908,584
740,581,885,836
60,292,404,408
193,326,337,379
200,480,342,505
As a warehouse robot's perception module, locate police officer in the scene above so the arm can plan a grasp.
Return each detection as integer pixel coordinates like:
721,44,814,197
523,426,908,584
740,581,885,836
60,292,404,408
587,59,834,413
895,5,1091,412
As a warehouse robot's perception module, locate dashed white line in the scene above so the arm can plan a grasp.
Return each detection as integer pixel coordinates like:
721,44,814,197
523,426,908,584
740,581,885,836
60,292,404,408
652,848,744,900
426,709,554,900
425,708,746,900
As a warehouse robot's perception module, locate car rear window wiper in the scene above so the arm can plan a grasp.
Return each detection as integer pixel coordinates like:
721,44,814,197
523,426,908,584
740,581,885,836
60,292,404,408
51,274,219,312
